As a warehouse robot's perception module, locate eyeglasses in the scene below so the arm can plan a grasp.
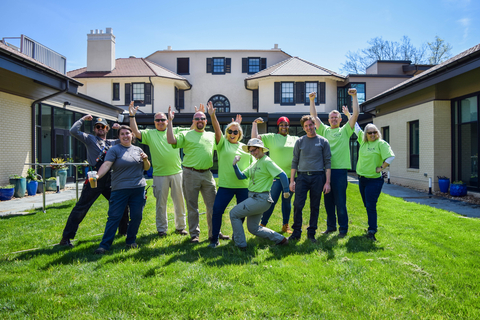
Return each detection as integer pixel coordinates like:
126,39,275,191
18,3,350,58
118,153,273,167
95,125,106,129
249,148,258,153
194,117,206,121
228,130,239,135
367,131,378,135
154,119,167,122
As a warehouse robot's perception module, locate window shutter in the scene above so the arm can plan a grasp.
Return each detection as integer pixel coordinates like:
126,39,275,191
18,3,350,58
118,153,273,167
252,89,258,109
145,83,152,105
206,58,212,73
261,58,267,70
179,89,185,109
318,82,326,105
292,83,297,104
125,83,131,105
225,58,231,73
242,58,248,73
274,82,280,104
296,82,304,104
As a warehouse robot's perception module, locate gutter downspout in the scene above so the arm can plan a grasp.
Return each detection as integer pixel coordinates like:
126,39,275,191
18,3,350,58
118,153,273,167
30,79,70,165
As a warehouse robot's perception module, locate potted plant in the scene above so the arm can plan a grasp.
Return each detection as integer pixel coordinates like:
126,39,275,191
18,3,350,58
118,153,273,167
0,185,15,201
450,181,467,197
26,168,39,196
51,158,68,189
45,177,58,191
437,176,450,193
9,174,26,198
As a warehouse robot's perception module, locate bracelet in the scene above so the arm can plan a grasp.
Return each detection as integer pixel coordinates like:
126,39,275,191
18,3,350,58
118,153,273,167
130,115,135,117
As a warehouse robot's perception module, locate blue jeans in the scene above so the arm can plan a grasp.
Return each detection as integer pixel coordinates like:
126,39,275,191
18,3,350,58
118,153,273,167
324,169,349,234
261,178,293,226
358,176,384,234
99,187,146,250
292,173,325,238
211,187,248,243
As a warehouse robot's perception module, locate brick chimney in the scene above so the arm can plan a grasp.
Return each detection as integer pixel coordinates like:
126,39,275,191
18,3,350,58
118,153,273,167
87,28,115,72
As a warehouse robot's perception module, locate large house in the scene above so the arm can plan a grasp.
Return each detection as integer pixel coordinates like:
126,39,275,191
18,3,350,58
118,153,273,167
361,43,480,193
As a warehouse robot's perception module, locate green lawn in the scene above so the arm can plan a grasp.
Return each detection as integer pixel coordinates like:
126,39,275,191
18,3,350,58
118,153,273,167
1,180,479,319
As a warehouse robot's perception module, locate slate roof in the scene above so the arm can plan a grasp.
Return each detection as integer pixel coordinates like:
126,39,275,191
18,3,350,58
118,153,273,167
246,57,345,80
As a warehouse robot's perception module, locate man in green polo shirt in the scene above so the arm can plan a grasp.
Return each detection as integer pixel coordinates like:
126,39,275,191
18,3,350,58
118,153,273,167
167,105,228,243
310,88,359,238
129,102,188,238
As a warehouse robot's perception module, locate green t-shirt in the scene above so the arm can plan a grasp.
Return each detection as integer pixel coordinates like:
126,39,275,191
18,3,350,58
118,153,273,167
316,122,354,169
217,136,253,189
242,155,283,193
173,130,216,170
260,133,298,175
140,127,189,176
356,130,395,178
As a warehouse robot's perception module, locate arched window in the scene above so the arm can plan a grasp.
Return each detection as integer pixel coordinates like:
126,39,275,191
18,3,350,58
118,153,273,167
209,95,230,113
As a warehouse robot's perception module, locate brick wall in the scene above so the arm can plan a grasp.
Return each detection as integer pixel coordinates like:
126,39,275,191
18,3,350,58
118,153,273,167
373,100,451,191
0,92,32,185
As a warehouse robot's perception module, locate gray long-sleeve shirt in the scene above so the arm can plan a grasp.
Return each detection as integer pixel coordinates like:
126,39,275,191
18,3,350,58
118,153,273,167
69,119,119,166
291,134,331,172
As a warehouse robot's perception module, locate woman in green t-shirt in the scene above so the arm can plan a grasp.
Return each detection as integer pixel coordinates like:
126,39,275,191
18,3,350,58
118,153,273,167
230,138,290,250
356,123,395,241
207,103,253,248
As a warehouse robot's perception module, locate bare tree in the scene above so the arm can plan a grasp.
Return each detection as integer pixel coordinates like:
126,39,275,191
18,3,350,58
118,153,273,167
341,36,451,74
427,36,453,64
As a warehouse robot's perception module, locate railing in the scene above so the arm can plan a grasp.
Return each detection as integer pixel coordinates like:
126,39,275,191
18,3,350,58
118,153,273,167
25,163,88,213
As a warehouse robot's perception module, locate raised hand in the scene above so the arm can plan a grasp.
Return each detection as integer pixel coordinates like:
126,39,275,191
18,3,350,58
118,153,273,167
233,155,241,165
347,88,357,96
129,101,139,116
206,101,215,116
82,115,93,121
112,123,121,129
253,117,264,124
309,92,316,100
168,106,175,121
233,114,242,124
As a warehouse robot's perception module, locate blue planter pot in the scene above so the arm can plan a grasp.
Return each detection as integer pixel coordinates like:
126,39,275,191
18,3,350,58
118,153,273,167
27,180,38,196
0,188,14,201
9,177,26,198
438,179,450,193
450,183,467,197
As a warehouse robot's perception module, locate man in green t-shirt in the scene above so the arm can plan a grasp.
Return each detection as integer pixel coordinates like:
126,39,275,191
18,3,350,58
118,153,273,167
167,105,228,244
129,102,188,238
310,88,359,238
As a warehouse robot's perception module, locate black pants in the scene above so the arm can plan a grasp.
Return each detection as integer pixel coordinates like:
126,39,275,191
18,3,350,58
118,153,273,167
62,173,129,240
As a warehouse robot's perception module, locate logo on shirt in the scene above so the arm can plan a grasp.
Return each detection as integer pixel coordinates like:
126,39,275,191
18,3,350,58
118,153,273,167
367,147,376,152
315,143,322,147
331,132,341,138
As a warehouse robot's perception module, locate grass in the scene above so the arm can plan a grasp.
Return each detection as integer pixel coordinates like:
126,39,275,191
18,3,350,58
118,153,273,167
0,180,479,319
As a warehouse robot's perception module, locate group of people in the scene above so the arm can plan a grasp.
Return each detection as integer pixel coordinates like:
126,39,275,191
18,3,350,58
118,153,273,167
58,87,395,253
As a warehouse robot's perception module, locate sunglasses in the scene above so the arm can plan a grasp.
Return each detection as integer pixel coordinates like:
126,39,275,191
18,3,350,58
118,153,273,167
249,148,258,153
95,125,106,129
154,119,167,122
194,117,206,121
228,130,239,135
367,131,378,135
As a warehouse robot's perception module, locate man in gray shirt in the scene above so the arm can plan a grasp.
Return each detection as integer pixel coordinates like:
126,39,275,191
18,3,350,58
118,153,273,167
288,115,331,243
59,115,129,248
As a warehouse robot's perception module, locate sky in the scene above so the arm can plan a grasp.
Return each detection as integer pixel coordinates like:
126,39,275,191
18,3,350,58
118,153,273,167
1,0,479,74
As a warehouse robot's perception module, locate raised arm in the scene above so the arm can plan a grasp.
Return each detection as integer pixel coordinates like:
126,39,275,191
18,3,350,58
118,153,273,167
166,106,177,145
348,88,359,129
251,117,263,139
207,101,222,144
129,101,142,140
309,92,322,129
69,114,92,142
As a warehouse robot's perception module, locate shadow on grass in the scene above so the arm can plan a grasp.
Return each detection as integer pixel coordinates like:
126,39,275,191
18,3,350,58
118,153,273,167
345,235,384,253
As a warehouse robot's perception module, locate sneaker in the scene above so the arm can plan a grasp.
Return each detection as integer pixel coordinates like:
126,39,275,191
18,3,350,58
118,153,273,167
158,231,167,238
175,229,188,235
338,233,347,239
288,235,301,241
59,238,74,248
238,246,247,251
282,224,293,234
208,241,219,248
321,229,336,235
308,237,317,243
94,247,107,255
190,236,200,243
126,243,138,249
218,233,230,240
366,233,377,241
277,237,289,246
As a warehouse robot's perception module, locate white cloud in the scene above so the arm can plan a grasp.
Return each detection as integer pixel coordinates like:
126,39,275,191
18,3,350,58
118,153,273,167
458,17,471,40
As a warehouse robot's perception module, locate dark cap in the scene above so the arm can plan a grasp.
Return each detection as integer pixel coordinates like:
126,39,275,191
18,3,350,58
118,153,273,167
94,118,108,126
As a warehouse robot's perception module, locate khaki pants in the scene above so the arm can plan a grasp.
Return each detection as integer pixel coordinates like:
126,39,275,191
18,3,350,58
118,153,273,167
152,173,186,233
182,169,216,238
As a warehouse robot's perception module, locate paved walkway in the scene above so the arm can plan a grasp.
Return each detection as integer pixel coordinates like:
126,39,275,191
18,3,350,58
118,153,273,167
1,178,479,218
